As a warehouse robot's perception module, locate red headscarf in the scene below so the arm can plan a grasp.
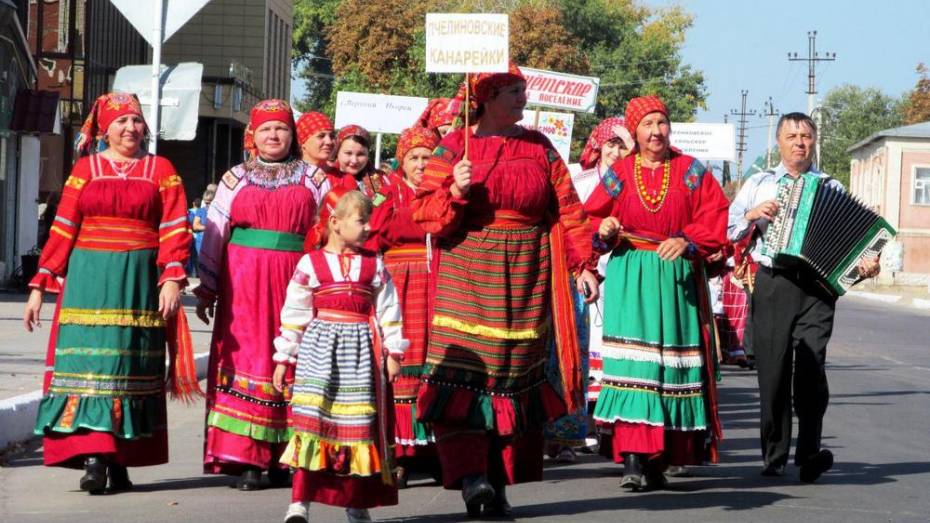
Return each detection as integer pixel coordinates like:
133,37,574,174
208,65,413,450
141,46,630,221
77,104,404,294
243,99,299,160
415,98,455,133
446,61,526,126
303,185,357,252
624,95,668,138
295,111,334,147
395,126,440,167
578,116,635,170
74,92,146,155
336,124,370,146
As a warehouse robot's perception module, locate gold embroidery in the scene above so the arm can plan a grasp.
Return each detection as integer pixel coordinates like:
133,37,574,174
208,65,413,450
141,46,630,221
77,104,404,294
58,308,165,327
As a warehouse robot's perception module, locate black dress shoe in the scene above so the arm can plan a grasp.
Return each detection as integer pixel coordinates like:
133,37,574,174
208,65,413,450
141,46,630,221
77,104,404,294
461,475,495,518
483,484,513,518
799,449,834,483
620,453,644,491
268,466,291,488
79,456,108,494
236,467,262,491
108,463,133,492
395,465,409,490
760,463,786,477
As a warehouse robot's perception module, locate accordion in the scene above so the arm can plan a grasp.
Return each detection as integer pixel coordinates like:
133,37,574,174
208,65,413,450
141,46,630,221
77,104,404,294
761,173,895,296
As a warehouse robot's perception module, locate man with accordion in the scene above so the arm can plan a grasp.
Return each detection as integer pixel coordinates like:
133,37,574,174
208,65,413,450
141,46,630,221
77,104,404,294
728,113,883,483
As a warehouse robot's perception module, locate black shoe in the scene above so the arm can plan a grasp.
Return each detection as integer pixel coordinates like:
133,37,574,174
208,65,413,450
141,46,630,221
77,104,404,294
643,460,668,490
799,449,834,483
760,463,786,477
268,466,291,488
461,475,495,518
236,467,262,491
107,463,133,492
620,453,644,491
79,456,108,494
395,465,409,490
483,484,513,518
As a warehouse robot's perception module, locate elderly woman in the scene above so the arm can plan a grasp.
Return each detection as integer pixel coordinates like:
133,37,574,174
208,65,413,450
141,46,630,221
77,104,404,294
585,96,729,491
546,117,637,462
196,99,319,491
374,126,442,488
412,64,600,517
23,92,195,493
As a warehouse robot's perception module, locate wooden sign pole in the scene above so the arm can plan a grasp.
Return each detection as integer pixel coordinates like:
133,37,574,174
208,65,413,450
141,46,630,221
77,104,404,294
464,73,470,161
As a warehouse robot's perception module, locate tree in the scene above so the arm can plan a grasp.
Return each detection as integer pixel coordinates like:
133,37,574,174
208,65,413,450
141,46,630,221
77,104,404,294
902,63,930,125
291,0,707,162
818,85,903,187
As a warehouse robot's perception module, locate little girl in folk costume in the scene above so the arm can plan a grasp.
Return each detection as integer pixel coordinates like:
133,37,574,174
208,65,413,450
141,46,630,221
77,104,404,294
272,187,408,523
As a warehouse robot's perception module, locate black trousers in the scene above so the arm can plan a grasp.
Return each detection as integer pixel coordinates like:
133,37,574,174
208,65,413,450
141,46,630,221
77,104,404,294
750,266,836,467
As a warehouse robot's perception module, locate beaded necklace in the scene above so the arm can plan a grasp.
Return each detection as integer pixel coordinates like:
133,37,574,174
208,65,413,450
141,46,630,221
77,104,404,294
634,154,671,213
244,157,305,189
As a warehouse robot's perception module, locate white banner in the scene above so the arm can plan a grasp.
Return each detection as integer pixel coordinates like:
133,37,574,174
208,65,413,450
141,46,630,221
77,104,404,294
520,67,600,113
334,92,429,135
425,13,509,73
670,123,736,162
519,110,574,163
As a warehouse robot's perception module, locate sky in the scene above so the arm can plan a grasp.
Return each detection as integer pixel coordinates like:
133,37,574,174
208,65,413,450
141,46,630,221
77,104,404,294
290,0,930,174
649,0,930,173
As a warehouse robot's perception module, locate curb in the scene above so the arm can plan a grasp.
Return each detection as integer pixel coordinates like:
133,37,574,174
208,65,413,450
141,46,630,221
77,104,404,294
846,290,930,310
0,352,210,451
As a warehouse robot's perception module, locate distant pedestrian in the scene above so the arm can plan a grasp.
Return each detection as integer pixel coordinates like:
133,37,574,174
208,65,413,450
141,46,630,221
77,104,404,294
23,92,197,494
729,112,881,482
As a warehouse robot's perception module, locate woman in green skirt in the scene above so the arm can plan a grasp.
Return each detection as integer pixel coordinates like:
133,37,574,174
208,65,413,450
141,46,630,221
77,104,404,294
23,92,196,494
584,95,729,491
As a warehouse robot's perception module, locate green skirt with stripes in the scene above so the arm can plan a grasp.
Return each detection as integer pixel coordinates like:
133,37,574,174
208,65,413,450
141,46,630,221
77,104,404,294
34,248,167,439
592,247,708,431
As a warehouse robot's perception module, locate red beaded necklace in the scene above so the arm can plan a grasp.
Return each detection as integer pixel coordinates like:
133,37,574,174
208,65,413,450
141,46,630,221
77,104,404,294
634,154,671,213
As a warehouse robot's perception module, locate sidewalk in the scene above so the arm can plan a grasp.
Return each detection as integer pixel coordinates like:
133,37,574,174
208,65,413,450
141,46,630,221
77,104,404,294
0,292,213,449
846,282,930,310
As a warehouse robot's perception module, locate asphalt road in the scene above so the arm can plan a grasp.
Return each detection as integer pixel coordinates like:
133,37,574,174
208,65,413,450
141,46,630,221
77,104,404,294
2,296,928,523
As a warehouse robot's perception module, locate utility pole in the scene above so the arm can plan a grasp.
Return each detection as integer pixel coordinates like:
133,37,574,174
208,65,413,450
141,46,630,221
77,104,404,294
731,90,756,186
788,30,836,116
762,97,780,169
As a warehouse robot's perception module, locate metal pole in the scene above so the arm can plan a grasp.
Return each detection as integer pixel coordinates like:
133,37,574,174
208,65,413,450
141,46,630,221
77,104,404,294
374,132,382,170
149,0,165,154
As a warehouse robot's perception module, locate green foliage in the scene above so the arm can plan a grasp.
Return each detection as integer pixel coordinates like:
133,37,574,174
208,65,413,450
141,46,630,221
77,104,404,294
818,85,904,187
292,0,707,162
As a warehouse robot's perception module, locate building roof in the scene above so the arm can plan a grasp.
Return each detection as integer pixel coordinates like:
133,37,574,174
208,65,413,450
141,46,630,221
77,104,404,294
848,121,930,152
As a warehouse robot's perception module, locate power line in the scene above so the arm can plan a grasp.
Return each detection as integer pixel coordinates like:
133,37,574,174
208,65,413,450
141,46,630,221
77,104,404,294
788,30,836,115
761,97,780,169
731,90,756,185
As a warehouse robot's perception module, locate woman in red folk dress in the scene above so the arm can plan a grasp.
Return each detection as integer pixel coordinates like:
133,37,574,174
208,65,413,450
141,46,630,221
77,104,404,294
331,125,385,199
196,99,319,491
412,64,601,517
375,126,442,488
586,96,729,491
23,92,197,493
296,111,338,203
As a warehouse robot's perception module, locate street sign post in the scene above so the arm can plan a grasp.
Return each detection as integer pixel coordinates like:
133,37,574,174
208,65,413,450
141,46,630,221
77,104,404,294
110,0,211,153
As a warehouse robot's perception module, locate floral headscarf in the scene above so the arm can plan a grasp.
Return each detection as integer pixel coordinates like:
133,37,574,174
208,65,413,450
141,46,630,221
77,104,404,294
74,92,146,155
578,116,635,170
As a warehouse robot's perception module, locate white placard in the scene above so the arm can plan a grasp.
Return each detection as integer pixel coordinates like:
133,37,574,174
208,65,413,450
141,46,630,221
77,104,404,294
670,123,735,162
520,67,600,113
425,13,509,73
519,110,574,163
334,92,429,135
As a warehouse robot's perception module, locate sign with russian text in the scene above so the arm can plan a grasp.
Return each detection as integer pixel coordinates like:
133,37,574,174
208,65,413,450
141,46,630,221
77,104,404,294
519,110,575,163
670,122,736,162
425,13,509,73
334,91,429,135
520,67,600,113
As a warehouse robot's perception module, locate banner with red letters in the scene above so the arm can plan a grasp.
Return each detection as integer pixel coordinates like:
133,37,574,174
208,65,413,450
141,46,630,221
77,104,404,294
519,67,600,113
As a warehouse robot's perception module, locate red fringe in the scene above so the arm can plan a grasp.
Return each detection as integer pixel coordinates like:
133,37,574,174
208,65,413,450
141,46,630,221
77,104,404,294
393,402,415,443
549,223,584,413
166,308,203,402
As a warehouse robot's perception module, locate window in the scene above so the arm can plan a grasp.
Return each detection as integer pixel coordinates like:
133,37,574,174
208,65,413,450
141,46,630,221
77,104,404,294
914,166,930,205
